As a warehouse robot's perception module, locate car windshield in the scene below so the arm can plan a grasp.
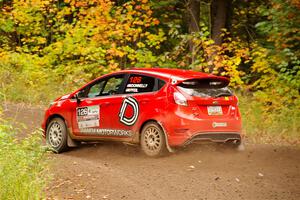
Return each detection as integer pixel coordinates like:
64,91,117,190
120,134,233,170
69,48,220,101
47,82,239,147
177,79,232,98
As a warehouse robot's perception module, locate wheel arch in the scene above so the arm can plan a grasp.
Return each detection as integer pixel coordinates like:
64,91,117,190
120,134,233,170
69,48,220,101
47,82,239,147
139,119,174,153
46,114,66,130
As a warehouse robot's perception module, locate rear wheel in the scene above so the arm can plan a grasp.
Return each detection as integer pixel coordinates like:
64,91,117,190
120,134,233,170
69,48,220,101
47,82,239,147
141,122,167,157
46,118,68,153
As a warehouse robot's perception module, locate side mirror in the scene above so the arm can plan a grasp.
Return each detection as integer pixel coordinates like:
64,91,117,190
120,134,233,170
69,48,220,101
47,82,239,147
75,89,86,104
74,94,81,104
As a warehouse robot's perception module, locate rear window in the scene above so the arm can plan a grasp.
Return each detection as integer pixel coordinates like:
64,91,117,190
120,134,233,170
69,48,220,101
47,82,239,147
177,79,232,98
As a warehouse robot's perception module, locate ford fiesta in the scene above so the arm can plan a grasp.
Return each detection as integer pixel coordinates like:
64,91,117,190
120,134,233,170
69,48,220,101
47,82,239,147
42,68,243,157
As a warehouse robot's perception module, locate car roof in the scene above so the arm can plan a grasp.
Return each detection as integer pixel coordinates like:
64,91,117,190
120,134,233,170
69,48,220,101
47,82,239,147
121,68,225,82
72,68,229,97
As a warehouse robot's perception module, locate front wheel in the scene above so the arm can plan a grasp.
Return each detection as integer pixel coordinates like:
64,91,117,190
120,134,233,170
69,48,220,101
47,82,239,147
46,118,68,153
140,122,167,157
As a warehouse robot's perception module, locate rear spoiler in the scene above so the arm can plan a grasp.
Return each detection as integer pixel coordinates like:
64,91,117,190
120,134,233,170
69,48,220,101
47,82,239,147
171,76,230,87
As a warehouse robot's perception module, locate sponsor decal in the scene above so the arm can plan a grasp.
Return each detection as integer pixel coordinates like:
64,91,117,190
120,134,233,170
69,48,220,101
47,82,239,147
80,128,132,137
212,122,227,128
125,76,148,93
77,105,100,128
125,88,138,93
129,76,142,84
127,83,148,88
119,96,139,126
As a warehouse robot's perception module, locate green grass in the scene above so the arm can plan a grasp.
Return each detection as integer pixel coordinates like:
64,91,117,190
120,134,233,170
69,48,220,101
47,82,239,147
0,119,49,200
238,93,300,145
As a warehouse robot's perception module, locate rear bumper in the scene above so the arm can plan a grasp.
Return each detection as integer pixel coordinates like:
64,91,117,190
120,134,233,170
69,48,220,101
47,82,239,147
162,104,242,147
182,132,242,146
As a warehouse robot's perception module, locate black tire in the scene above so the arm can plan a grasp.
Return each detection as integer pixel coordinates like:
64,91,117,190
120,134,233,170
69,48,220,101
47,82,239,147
46,118,68,153
140,122,167,157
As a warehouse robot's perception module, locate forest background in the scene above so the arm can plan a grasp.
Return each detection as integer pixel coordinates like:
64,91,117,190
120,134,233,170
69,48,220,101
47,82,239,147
0,0,299,144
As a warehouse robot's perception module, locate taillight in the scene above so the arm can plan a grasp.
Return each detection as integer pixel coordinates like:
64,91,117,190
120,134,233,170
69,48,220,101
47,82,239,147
234,95,239,106
173,92,188,106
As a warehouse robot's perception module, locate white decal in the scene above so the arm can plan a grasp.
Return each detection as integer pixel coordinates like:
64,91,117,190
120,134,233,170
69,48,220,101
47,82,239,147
119,96,139,126
127,84,148,88
212,122,227,128
80,128,132,137
125,88,138,93
77,105,100,128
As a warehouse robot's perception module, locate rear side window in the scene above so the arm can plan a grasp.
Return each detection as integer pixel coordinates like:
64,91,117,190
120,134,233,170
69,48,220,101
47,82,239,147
157,79,166,91
125,74,155,93
177,79,232,98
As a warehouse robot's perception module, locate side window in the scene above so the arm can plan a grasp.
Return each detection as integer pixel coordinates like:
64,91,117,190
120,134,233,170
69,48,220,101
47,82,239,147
87,81,105,98
125,74,155,94
83,74,125,98
102,75,124,95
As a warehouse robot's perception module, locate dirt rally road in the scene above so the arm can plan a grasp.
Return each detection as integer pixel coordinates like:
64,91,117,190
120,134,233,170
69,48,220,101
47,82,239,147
2,103,300,200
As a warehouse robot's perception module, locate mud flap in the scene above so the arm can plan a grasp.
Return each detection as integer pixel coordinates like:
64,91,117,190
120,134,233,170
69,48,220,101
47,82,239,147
67,133,79,147
158,121,175,153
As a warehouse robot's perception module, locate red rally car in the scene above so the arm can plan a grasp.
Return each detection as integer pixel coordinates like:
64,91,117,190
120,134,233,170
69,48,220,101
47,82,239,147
42,68,243,157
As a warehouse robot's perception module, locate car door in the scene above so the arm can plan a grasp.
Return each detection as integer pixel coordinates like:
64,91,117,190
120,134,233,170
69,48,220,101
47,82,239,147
71,74,127,138
105,73,166,137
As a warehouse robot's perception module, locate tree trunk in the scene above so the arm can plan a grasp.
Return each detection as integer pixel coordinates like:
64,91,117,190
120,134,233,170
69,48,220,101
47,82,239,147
188,0,200,33
188,0,200,64
211,0,230,45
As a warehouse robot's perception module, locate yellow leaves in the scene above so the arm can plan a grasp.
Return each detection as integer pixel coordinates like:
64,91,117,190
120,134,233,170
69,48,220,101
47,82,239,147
1,0,164,79
145,29,166,48
107,46,126,58
204,67,210,73
191,35,253,87
126,5,133,11
144,63,152,68
233,57,241,66
137,42,145,48
43,1,50,5
37,37,46,44
133,20,144,26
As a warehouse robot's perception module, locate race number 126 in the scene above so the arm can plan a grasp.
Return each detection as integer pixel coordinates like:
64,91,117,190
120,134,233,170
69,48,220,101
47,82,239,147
77,107,88,116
